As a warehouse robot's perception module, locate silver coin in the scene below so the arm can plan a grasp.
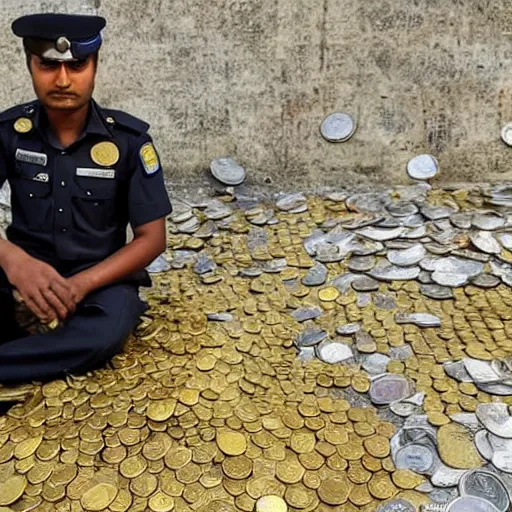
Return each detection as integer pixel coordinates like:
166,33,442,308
390,401,418,418
451,212,473,230
493,451,512,474
276,192,307,211
459,469,511,512
336,323,361,336
347,255,376,272
463,359,501,384
261,258,287,273
352,276,380,292
210,157,246,186
403,225,428,239
301,263,328,286
429,487,459,504
476,382,512,396
431,464,467,488
146,254,170,274
295,328,328,348
395,443,436,474
386,202,419,218
407,154,439,180
194,254,217,275
474,430,494,462
421,205,456,220
358,226,407,241
387,243,426,267
449,412,480,431
315,339,354,364
501,122,512,147
320,112,356,142
362,353,391,375
377,499,415,512
497,233,512,251
476,403,512,439
370,263,420,282
394,312,441,328
357,292,372,308
420,284,454,300
291,305,323,322
443,361,473,382
469,231,502,255
207,313,234,322
369,374,412,405
355,330,377,353
447,496,500,512
177,216,200,233
472,212,505,231
471,274,501,288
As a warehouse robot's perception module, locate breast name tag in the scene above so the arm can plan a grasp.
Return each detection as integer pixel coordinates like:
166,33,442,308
15,148,48,167
76,168,115,179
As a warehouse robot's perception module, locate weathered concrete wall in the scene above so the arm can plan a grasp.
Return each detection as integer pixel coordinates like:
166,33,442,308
1,0,512,193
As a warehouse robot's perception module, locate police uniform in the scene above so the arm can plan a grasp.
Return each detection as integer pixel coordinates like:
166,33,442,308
0,14,172,384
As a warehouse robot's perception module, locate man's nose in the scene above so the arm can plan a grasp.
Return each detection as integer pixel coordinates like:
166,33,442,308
56,63,71,88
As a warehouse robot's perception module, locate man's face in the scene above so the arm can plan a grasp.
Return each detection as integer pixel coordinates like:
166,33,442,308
29,54,97,111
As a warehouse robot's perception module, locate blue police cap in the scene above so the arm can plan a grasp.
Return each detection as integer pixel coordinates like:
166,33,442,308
12,13,106,61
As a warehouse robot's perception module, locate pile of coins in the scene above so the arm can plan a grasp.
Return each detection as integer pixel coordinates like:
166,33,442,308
1,182,512,511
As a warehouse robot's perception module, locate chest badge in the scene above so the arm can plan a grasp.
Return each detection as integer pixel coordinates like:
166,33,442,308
14,117,33,134
90,141,120,167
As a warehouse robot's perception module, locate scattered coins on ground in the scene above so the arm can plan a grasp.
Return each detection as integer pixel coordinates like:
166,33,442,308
1,181,512,511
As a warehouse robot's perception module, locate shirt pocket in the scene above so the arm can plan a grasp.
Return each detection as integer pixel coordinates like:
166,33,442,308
12,162,52,232
71,176,118,232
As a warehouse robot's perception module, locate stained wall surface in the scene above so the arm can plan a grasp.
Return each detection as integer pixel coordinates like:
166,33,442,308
1,0,512,192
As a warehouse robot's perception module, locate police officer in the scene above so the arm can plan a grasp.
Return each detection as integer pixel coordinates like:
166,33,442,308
0,14,172,385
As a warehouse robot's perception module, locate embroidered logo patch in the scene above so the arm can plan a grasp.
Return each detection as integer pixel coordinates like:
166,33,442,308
140,143,160,175
14,118,33,134
76,168,115,179
15,148,47,167
90,141,120,167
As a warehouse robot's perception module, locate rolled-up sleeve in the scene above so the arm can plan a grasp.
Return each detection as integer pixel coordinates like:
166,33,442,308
127,134,172,228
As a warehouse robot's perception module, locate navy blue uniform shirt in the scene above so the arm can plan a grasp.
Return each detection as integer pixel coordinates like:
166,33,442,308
0,99,172,281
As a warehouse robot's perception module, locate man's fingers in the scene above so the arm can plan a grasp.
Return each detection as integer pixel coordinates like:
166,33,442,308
41,289,69,321
24,295,54,324
49,281,76,313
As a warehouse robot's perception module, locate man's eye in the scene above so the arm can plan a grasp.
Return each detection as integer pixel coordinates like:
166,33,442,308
40,60,59,70
67,60,87,71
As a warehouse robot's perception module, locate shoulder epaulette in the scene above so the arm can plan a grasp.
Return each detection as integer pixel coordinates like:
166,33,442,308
0,101,37,124
101,108,150,135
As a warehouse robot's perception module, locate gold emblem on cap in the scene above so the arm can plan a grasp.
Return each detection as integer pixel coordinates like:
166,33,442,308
14,118,33,134
91,141,120,167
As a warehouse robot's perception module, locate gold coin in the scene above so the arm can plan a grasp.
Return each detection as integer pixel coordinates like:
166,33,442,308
290,432,316,453
81,482,118,511
0,475,27,506
255,495,287,512
437,423,483,469
347,461,372,484
427,411,450,427
130,471,158,498
318,287,340,302
119,454,147,479
148,491,175,512
90,141,120,167
368,472,397,500
363,435,390,459
284,483,316,509
317,473,351,505
147,399,177,422
298,451,324,470
349,483,373,507
337,440,365,461
14,117,33,134
323,424,349,445
246,476,285,500
222,455,253,480
164,447,192,470
392,469,424,490
14,435,43,459
217,431,247,456
176,462,202,484
276,455,305,484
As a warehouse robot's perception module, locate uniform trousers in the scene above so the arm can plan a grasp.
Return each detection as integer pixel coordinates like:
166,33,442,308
0,268,147,385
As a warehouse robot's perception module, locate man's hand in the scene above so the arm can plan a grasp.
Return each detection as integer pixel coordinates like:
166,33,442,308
4,252,76,324
66,273,92,306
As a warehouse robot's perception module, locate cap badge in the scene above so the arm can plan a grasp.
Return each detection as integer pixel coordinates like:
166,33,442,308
14,117,33,134
140,142,160,175
91,141,120,167
56,36,71,53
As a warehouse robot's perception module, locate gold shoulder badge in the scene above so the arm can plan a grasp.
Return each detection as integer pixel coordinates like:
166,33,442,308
14,117,33,134
140,142,160,175
90,141,120,167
